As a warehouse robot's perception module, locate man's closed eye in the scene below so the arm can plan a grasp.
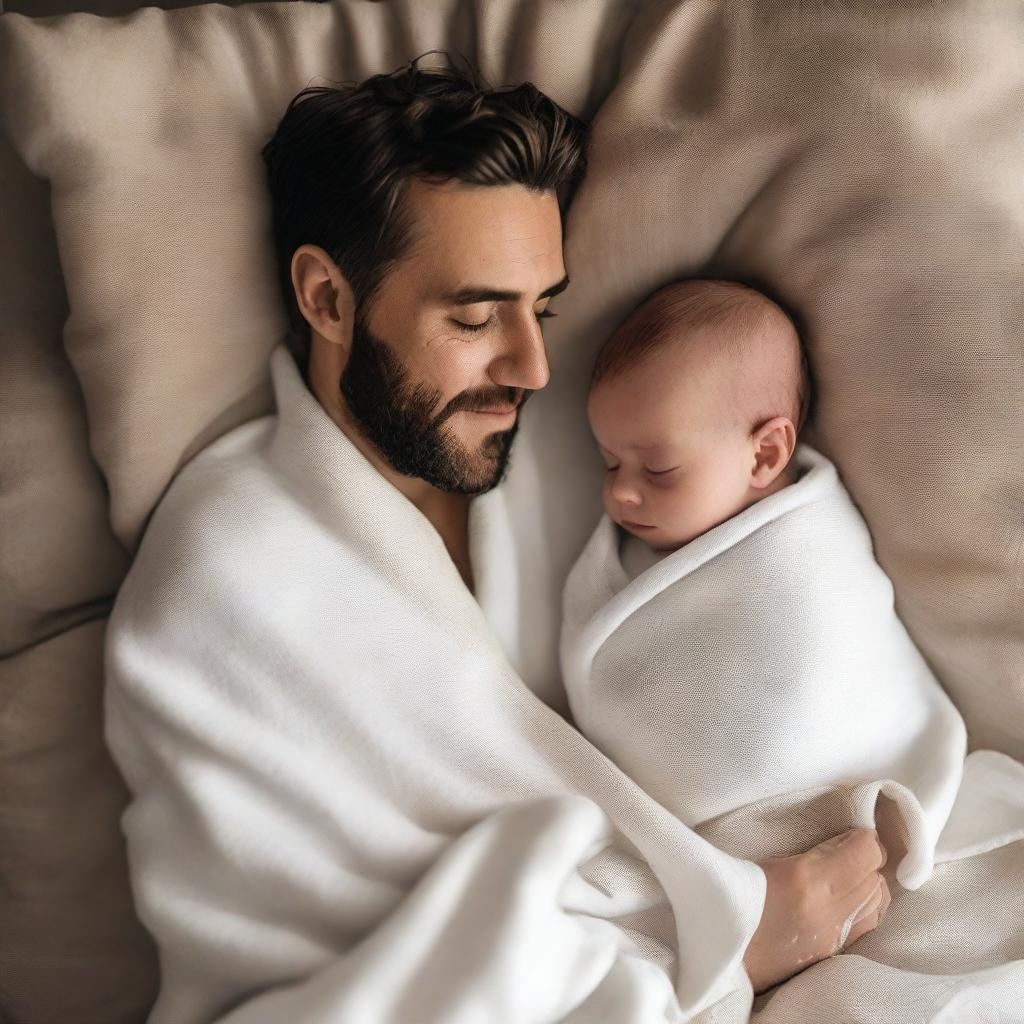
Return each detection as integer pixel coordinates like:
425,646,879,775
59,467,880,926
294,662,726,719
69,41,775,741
452,309,559,333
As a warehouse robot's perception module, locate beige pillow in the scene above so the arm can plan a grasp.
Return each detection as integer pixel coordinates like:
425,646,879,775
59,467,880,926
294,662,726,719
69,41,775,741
0,106,156,1024
1,1,1022,1021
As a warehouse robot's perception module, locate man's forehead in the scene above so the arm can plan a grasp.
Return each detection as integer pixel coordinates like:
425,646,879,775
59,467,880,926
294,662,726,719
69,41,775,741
402,179,563,275
403,178,561,247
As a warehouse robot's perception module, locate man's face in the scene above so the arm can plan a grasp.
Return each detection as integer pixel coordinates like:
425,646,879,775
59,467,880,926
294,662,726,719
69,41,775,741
339,178,567,495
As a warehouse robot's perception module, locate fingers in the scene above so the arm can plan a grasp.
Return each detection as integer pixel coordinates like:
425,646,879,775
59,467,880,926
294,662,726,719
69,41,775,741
837,874,891,952
840,870,888,931
813,827,887,897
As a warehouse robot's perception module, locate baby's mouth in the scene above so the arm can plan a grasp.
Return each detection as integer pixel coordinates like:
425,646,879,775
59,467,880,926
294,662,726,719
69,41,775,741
620,518,655,530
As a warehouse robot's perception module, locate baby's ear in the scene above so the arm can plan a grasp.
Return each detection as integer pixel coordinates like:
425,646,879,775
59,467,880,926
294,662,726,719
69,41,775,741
751,416,796,485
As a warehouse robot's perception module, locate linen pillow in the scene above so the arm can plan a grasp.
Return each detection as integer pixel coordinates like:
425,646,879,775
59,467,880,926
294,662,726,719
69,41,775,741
0,111,155,1024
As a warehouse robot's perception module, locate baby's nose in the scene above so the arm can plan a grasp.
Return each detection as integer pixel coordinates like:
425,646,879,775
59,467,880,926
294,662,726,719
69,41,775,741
610,479,642,505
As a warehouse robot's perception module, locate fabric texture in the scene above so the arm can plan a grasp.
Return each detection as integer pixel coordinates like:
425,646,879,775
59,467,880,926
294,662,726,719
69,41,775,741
103,341,767,1023
559,440,1024,1017
1,0,1023,1020
695,773,1024,1024
0,71,158,1024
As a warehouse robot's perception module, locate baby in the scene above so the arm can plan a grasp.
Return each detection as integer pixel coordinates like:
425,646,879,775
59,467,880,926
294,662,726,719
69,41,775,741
557,276,1024,1010
559,276,970,888
587,277,809,576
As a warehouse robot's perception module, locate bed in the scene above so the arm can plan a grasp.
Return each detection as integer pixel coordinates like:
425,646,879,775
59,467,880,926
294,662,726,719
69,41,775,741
1,1,1022,1020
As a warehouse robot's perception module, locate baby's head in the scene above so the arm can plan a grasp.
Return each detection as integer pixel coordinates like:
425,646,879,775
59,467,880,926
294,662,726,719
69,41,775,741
587,277,813,553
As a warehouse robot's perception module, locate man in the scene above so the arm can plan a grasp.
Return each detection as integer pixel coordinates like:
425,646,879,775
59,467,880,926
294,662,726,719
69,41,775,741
102,51,885,1024
260,53,578,594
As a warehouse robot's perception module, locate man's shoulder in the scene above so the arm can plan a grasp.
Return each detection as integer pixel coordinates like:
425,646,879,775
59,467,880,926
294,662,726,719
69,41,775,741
123,417,289,590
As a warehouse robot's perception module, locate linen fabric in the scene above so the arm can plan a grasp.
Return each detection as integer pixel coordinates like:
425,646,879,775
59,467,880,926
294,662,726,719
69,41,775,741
692,766,1024,1023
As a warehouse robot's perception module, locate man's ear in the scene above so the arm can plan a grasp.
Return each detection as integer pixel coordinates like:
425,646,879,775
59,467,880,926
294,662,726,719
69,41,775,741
750,415,796,488
290,243,356,347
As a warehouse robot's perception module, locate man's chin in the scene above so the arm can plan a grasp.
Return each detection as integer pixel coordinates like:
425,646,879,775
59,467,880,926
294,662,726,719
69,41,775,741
368,415,520,495
455,452,511,495
443,427,516,494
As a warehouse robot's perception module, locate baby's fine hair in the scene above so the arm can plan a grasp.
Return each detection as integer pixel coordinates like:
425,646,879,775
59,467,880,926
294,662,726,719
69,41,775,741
589,276,816,438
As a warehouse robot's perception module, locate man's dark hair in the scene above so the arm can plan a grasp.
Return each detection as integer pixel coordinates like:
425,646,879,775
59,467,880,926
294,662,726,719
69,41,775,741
261,50,590,380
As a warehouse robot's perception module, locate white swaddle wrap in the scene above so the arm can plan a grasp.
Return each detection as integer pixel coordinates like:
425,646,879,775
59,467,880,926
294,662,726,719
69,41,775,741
560,443,992,890
559,442,1024,1018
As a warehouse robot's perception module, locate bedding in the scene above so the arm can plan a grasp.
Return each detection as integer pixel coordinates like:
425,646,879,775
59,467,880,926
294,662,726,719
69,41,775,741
699,767,1024,1022
0,88,159,1024
1,0,1023,1020
103,341,766,1023
104,345,1024,1023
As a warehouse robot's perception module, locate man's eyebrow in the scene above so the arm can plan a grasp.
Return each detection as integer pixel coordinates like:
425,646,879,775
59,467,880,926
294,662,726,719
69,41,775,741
441,274,570,305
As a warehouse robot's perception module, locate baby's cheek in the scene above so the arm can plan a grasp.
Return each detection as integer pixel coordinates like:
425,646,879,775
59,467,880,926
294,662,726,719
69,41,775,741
668,478,714,522
653,476,685,500
599,478,617,513
649,478,684,517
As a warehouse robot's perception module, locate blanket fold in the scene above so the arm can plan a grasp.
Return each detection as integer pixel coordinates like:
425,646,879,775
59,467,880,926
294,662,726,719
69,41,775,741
103,342,768,1024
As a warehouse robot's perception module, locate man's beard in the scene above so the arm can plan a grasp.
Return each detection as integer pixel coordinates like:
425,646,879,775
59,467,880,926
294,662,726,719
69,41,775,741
339,309,525,494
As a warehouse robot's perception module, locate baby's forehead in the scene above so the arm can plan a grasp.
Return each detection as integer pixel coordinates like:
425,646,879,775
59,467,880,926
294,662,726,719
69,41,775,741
587,379,728,450
588,339,724,408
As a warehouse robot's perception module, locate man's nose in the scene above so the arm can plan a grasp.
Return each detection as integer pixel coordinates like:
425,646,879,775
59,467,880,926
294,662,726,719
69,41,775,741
495,314,550,392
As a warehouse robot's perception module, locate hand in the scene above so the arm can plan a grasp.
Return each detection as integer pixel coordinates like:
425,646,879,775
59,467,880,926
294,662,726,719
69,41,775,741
743,827,891,994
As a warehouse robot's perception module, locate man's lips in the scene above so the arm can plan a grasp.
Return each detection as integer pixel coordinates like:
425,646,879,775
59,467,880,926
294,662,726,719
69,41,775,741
471,404,518,415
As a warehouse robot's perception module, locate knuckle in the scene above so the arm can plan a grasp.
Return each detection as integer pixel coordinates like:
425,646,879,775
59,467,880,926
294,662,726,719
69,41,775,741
854,828,880,859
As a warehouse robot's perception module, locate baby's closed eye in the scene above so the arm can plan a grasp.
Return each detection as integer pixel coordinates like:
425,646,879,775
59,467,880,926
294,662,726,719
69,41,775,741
602,463,679,476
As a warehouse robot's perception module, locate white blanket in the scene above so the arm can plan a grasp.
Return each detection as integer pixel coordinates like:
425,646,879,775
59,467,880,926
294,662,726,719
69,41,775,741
103,342,773,1024
560,441,1024,1018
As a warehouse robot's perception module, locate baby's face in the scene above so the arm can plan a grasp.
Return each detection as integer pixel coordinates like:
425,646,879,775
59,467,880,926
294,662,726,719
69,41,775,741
587,355,762,553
